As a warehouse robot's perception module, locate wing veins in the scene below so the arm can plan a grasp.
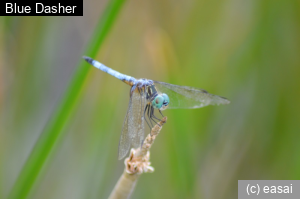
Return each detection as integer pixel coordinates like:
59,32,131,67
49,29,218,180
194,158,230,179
153,81,230,109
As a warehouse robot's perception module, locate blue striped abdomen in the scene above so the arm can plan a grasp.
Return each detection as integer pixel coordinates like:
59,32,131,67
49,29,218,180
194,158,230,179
83,56,136,86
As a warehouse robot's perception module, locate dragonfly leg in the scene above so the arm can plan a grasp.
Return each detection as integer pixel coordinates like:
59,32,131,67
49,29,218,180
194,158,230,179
147,103,154,128
150,106,162,122
138,86,152,132
159,110,164,117
150,114,160,127
149,106,161,127
144,104,152,130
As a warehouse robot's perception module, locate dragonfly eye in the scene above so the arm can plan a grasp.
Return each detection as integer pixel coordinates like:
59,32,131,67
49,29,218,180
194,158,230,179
159,93,169,111
152,95,164,109
162,93,169,106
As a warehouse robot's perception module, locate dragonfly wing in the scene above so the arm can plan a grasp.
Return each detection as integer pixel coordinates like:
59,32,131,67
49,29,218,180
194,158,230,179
118,96,132,160
118,87,146,159
153,81,230,109
131,87,146,149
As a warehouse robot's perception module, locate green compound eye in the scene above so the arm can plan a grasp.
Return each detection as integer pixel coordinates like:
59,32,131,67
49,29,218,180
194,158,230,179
152,95,164,109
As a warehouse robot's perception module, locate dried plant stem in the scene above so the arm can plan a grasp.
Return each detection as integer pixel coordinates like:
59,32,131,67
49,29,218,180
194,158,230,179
108,117,167,199
107,171,139,199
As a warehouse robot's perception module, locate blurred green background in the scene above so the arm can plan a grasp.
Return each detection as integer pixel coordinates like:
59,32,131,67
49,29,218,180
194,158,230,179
1,0,300,198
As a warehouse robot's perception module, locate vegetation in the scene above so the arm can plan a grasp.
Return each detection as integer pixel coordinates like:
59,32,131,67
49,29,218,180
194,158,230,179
1,0,300,199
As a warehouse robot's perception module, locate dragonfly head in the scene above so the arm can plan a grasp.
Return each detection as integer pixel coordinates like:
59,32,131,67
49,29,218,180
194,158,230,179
152,93,169,111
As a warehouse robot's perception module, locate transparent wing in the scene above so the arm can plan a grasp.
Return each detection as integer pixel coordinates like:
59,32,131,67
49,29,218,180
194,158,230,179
130,87,146,149
118,95,132,160
118,87,146,159
153,81,230,109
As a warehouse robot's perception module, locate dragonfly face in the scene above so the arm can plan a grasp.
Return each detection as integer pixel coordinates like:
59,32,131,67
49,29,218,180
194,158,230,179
152,93,169,110
146,84,169,110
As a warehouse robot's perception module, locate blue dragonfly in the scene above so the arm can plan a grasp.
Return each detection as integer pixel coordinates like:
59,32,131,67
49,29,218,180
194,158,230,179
83,56,230,159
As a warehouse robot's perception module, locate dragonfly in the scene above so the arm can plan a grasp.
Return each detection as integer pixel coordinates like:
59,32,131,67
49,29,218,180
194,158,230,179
83,56,230,159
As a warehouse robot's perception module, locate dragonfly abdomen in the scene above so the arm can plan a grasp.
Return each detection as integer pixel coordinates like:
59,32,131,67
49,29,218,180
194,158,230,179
83,56,136,86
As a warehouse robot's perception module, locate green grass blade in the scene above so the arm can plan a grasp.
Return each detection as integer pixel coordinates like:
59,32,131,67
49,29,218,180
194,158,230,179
8,0,126,199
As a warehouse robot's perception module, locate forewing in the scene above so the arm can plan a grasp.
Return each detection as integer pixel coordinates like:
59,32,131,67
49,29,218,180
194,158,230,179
130,88,146,149
154,81,230,109
118,96,132,160
118,87,146,159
